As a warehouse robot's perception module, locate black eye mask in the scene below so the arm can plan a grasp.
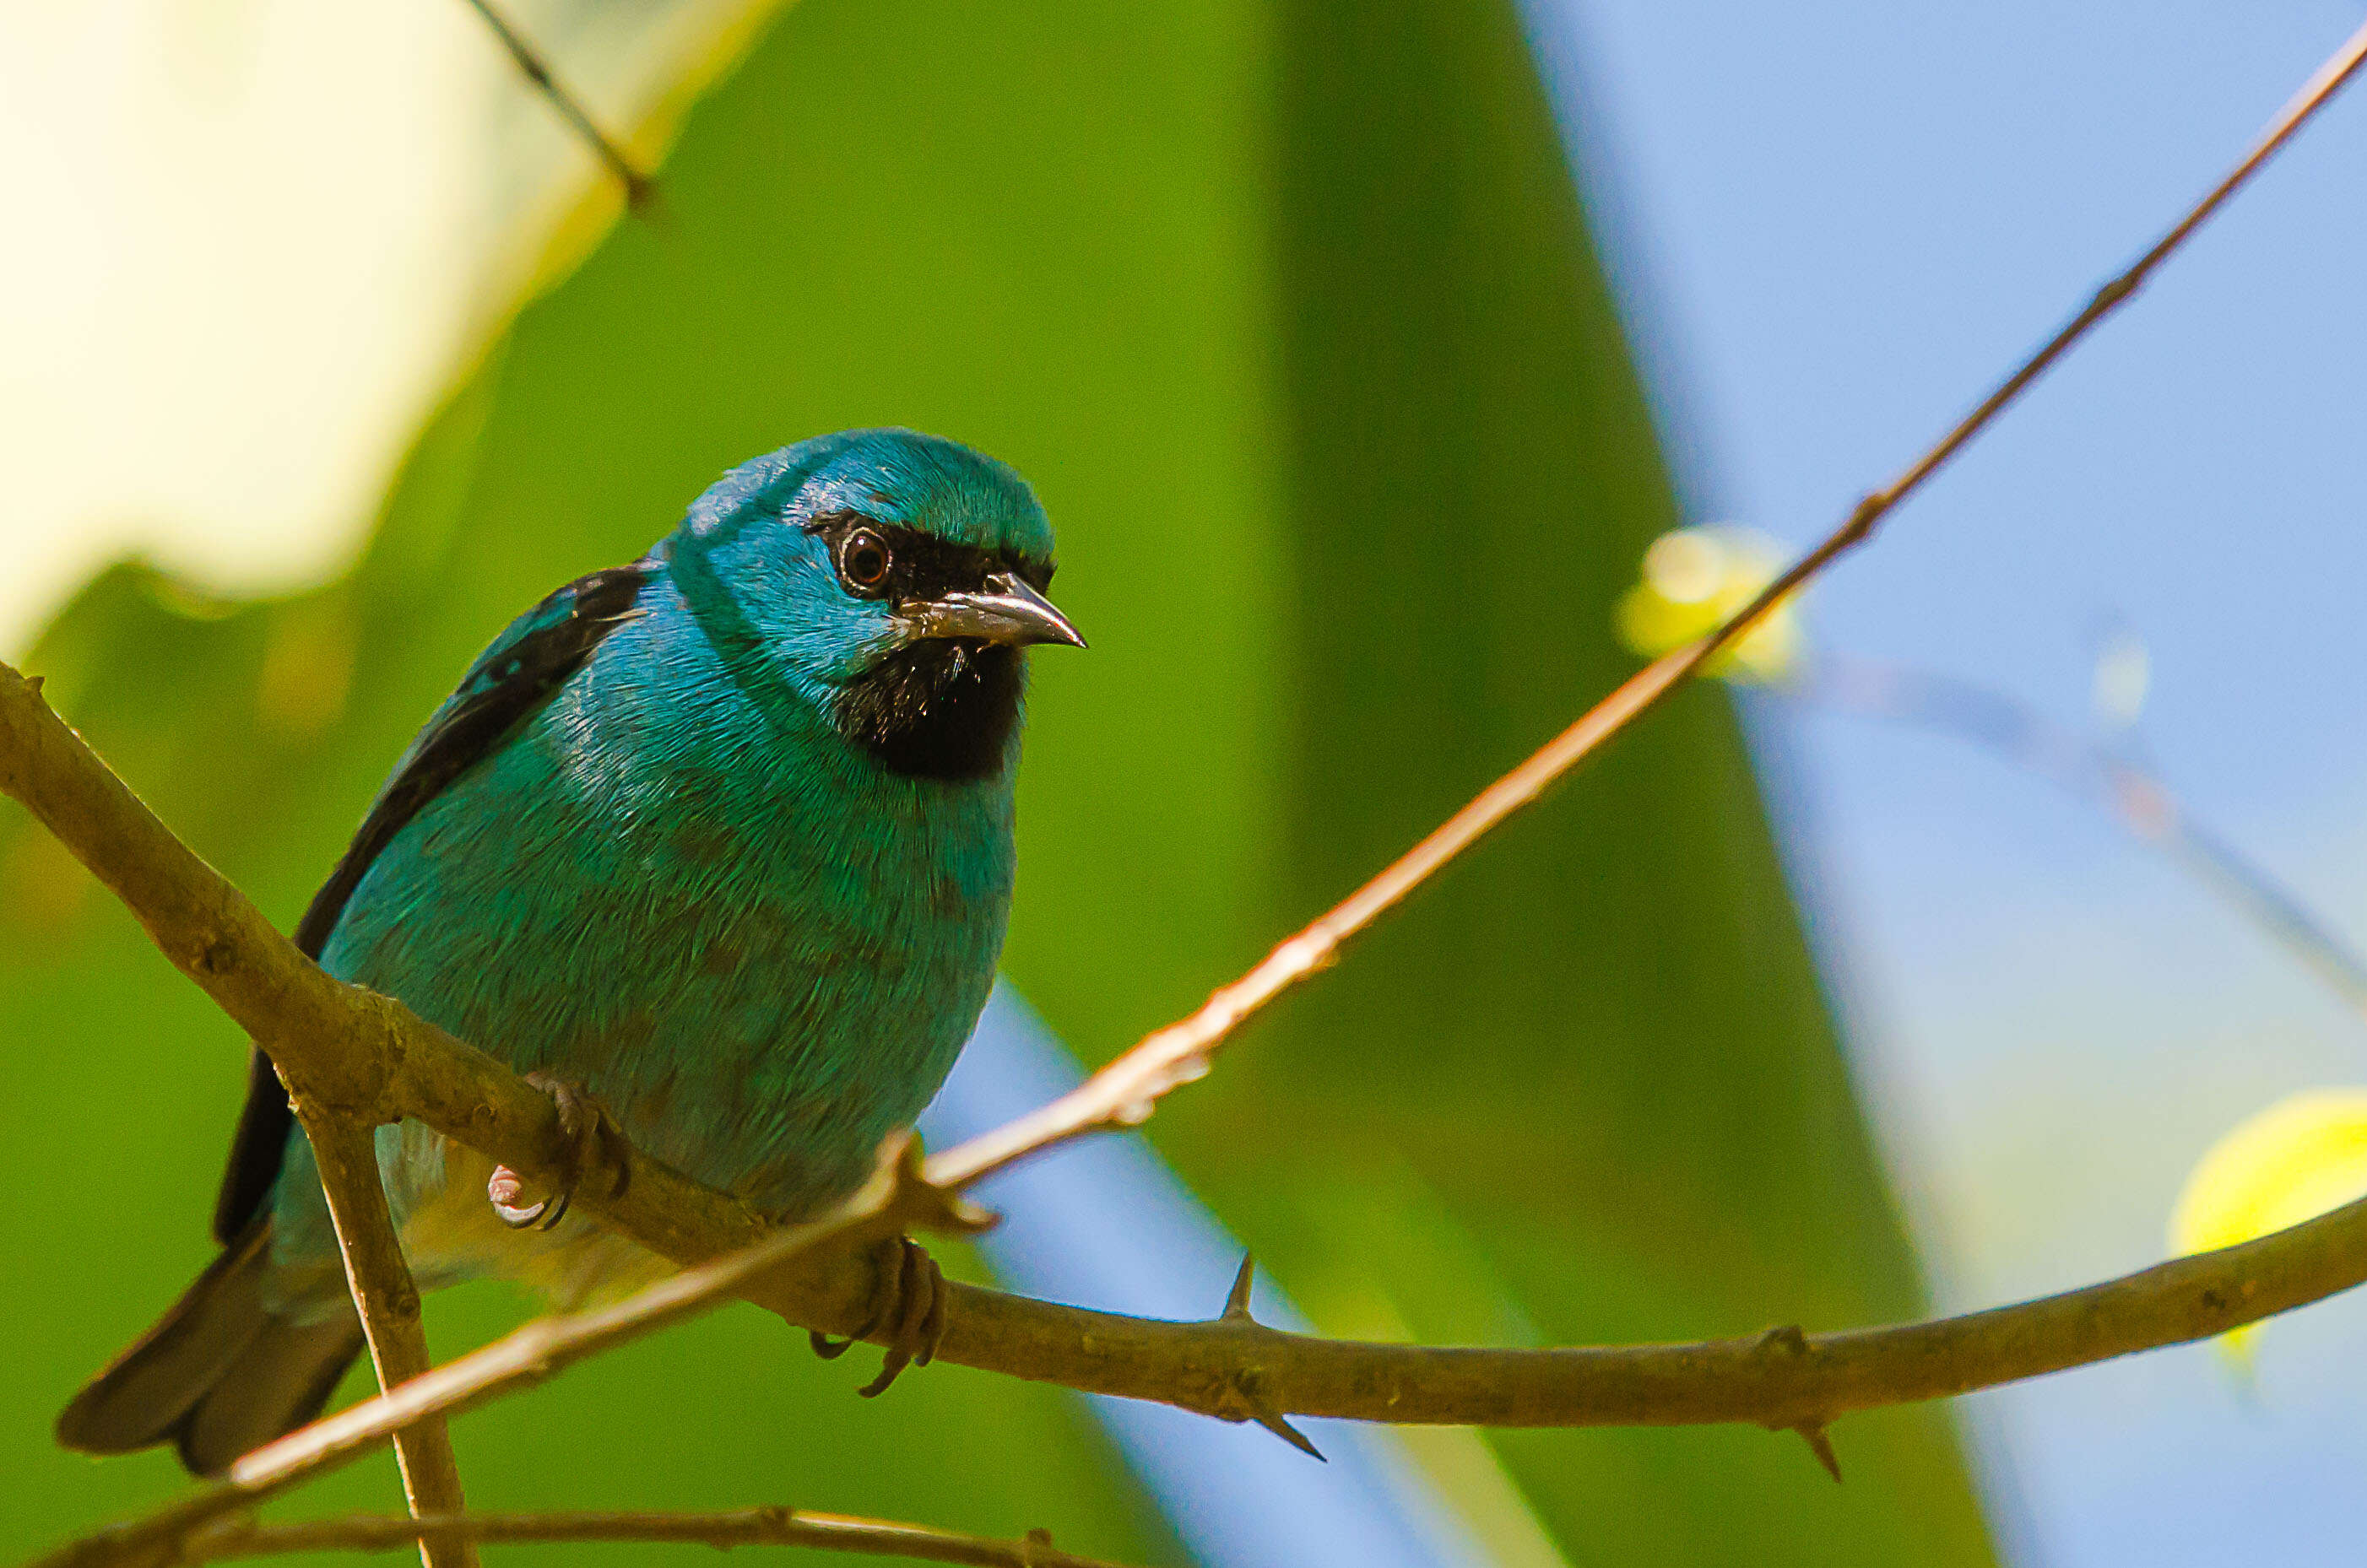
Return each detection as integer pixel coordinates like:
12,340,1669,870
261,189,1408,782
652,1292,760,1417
802,511,1054,604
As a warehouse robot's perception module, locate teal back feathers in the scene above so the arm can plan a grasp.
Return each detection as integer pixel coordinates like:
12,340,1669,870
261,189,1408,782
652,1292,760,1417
319,430,1057,1218
59,429,1080,1473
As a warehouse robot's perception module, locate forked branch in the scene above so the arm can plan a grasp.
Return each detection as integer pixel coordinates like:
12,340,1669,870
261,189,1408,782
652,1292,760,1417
288,1107,476,1568
14,14,2367,1568
180,1506,1124,1568
931,9,2367,1189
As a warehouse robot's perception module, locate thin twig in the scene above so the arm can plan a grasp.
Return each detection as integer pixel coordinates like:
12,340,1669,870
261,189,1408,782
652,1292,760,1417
53,650,2359,1567
25,1147,961,1568
460,0,655,208
180,1506,1121,1567
38,1165,2367,1568
287,1108,476,1568
12,18,2367,1565
18,649,2367,1539
1809,654,2367,1013
928,11,2367,1189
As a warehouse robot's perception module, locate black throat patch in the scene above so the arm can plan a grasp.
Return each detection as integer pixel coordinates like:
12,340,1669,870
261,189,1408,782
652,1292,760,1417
832,639,1024,781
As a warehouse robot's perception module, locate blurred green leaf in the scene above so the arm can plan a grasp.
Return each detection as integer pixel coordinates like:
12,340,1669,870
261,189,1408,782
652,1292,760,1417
2,2,1991,1563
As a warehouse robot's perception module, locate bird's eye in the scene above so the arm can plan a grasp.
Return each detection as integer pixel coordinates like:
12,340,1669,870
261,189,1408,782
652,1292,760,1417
838,530,894,594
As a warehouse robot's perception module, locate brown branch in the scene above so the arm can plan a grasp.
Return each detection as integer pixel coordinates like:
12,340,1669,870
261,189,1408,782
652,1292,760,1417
17,662,2367,1534
14,17,2367,1564
459,0,656,208
24,1149,972,1568
286,1107,475,1568
179,1506,1125,1567
0,653,869,1324
929,8,2367,1190
39,1146,2367,1568
312,1181,2367,1435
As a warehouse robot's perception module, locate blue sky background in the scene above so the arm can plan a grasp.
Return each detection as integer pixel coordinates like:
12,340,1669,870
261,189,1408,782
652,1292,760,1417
1536,2,2367,1560
8,6,2359,1560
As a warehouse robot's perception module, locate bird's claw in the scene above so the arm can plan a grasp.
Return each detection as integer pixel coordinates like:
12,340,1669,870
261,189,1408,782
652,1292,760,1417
806,1235,947,1397
488,1073,617,1230
488,1163,560,1230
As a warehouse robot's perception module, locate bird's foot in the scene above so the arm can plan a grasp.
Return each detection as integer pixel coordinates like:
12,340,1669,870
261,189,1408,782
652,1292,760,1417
488,1073,621,1231
808,1235,947,1398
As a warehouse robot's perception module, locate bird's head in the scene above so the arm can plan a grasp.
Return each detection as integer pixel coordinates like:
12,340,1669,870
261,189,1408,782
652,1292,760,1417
665,429,1083,782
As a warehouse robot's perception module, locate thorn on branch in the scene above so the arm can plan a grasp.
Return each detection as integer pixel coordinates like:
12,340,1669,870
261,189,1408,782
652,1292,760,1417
1793,1423,1843,1484
1224,1370,1324,1462
1205,1258,1323,1457
883,1134,997,1237
17,19,2367,1507
1220,1254,1258,1322
1244,1398,1326,1463
1755,1322,1811,1357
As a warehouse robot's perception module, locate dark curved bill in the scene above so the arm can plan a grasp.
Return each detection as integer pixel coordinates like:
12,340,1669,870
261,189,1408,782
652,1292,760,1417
907,570,1086,649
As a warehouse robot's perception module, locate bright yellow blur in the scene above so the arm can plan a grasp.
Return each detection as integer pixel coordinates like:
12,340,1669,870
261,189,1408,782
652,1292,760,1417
2170,1086,2367,1357
1613,526,1802,684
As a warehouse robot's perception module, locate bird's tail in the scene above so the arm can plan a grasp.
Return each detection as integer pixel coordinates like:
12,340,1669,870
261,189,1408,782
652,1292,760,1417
56,1222,366,1476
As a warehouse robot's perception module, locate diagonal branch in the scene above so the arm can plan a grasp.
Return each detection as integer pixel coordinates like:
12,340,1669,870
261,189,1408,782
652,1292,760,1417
1809,654,2367,1015
23,1147,971,1568
18,638,2367,1568
459,0,655,208
930,8,2367,1189
179,1506,1127,1567
12,14,2367,1564
35,1118,2367,1568
289,1107,476,1568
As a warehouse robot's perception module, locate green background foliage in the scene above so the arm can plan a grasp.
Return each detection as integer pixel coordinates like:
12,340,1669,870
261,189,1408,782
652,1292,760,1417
0,1,1993,1562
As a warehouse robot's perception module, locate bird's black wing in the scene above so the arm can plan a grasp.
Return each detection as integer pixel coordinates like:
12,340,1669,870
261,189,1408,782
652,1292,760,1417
209,561,653,1244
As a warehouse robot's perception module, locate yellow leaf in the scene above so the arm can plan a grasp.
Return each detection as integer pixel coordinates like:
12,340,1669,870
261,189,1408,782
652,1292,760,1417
2168,1086,2367,1360
1613,527,1801,684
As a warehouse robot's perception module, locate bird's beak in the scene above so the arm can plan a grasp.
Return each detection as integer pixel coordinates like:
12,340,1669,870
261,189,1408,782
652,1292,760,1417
906,570,1086,650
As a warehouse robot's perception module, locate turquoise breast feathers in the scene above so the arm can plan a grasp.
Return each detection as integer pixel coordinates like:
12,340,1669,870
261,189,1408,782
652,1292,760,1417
57,428,1082,1474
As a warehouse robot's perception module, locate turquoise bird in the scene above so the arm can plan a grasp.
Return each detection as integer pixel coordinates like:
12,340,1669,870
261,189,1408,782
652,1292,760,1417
57,429,1082,1475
